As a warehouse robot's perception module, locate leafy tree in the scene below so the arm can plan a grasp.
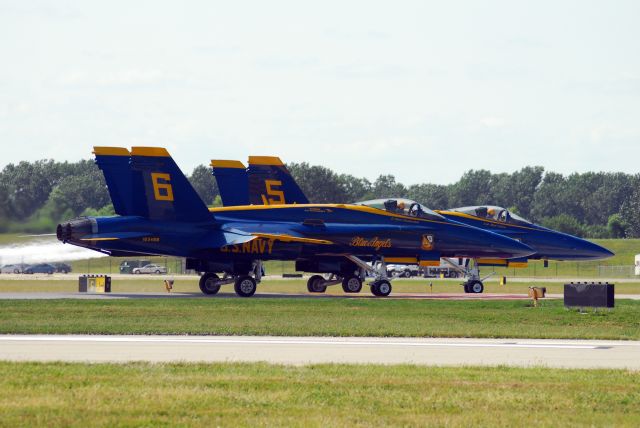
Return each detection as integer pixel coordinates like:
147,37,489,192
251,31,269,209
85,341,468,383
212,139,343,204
449,170,493,207
620,186,640,238
539,214,585,237
47,175,110,219
188,165,218,205
607,214,627,239
406,183,449,209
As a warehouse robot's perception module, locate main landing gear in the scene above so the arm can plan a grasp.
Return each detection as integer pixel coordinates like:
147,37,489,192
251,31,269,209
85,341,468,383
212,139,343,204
442,258,492,294
198,260,263,297
346,256,393,297
306,273,363,294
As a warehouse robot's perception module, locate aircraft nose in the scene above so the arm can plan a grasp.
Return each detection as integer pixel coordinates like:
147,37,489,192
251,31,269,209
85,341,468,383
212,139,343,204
570,237,615,260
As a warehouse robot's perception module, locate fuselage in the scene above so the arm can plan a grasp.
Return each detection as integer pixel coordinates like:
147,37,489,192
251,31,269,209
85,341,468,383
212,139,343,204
58,203,534,264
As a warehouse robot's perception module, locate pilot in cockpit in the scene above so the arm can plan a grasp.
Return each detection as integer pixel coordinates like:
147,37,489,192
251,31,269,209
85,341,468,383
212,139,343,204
475,207,488,218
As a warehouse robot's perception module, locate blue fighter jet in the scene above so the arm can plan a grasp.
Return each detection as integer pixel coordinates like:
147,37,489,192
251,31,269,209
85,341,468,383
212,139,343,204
57,147,533,297
212,156,614,293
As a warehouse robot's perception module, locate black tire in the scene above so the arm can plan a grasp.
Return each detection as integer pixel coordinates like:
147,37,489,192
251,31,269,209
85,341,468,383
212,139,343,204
48,270,53,275
469,280,484,294
402,270,411,278
234,275,257,297
13,269,19,274
155,270,161,274
133,270,140,274
61,269,68,274
307,275,327,293
341,275,362,293
199,273,221,295
371,280,392,297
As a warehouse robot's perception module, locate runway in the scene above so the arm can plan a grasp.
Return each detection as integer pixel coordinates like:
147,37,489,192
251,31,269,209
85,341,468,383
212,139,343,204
1,335,639,369
0,291,638,300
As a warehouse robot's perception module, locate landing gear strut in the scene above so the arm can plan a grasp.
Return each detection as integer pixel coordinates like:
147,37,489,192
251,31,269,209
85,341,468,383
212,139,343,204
442,258,492,294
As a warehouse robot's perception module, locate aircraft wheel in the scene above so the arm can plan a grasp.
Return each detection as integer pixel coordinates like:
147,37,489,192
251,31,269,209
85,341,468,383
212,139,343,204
402,270,411,278
234,275,257,297
371,280,392,297
307,275,327,293
341,275,362,293
199,273,221,295
469,280,484,294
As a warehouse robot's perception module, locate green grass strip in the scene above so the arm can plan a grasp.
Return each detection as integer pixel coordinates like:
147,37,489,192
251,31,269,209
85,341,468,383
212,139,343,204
0,362,638,427
1,298,638,339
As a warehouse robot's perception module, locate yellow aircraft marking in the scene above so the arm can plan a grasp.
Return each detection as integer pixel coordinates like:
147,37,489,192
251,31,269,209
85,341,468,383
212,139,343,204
386,257,418,263
79,237,120,241
131,146,171,157
211,160,246,169
248,156,284,166
209,204,457,227
93,146,130,156
251,233,333,245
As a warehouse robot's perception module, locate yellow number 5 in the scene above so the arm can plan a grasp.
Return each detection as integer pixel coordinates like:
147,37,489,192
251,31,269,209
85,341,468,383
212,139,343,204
261,180,285,205
151,173,174,201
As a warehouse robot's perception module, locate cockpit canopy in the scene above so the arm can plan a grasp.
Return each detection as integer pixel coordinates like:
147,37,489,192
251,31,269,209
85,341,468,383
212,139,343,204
450,206,531,225
355,198,445,221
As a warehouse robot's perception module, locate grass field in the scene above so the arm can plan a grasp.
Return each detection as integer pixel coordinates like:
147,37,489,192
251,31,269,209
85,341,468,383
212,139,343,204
0,362,638,427
1,298,638,339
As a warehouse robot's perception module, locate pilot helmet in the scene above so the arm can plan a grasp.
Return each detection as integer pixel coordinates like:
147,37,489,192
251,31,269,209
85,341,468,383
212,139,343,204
487,208,496,216
397,201,406,210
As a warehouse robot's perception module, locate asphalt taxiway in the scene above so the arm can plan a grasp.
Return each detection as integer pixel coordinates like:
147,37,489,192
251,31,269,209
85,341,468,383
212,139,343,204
1,335,638,369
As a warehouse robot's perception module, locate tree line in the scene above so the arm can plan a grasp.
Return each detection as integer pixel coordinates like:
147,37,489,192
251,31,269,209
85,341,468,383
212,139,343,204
0,159,638,238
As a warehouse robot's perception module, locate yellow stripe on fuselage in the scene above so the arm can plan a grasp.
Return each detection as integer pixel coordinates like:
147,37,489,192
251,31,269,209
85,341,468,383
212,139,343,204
248,156,284,166
386,257,418,264
419,260,440,267
209,204,455,226
131,147,171,157
211,160,246,169
93,146,130,156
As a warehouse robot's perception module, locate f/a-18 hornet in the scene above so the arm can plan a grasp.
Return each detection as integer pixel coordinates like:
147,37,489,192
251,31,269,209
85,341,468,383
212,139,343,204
211,156,613,293
57,147,533,297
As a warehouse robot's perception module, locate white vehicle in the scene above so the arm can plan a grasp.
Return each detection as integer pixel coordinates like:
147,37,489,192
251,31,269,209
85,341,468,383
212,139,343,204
635,254,640,276
132,264,167,275
387,264,420,278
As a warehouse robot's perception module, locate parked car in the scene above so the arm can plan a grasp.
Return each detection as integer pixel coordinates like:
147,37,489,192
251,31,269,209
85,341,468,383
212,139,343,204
387,264,420,278
120,260,152,274
132,264,167,275
1,263,29,274
52,262,72,274
23,263,56,274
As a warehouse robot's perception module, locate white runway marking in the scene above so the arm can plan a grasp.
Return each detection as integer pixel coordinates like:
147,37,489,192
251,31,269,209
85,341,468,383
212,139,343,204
1,335,602,349
1,335,639,369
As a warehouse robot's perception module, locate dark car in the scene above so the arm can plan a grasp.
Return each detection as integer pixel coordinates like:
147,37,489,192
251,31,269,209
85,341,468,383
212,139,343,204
52,262,72,274
1,263,29,274
23,263,56,274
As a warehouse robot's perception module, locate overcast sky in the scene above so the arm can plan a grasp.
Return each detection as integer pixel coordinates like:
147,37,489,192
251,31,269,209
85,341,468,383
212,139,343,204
1,0,639,184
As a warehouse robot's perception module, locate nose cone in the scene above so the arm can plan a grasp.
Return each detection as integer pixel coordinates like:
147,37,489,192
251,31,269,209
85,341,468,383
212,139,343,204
566,237,615,260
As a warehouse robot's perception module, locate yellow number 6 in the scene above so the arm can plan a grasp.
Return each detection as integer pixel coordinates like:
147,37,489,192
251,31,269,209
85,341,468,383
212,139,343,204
151,173,174,201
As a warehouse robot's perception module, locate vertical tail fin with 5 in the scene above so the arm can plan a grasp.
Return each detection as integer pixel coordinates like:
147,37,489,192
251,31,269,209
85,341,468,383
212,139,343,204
210,160,249,206
247,156,309,205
